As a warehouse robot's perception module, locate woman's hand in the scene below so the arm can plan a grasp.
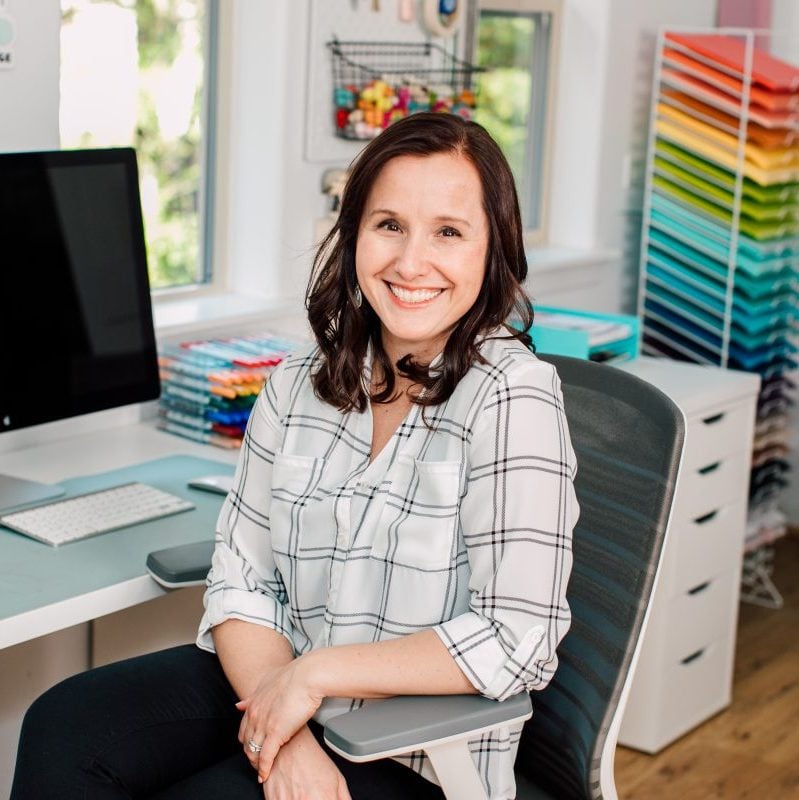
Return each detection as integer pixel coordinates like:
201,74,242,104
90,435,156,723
261,726,351,800
237,655,324,781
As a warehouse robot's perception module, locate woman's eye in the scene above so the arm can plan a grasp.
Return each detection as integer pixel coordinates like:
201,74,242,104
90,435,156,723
378,219,401,232
440,226,461,238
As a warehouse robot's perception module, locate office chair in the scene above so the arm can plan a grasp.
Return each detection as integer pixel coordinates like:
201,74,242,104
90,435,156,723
324,355,686,800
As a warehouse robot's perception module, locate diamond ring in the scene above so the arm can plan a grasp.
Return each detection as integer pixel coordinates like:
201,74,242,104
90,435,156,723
247,738,263,754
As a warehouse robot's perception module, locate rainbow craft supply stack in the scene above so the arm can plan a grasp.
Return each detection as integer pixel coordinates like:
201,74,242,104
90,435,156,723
640,31,799,560
157,334,302,449
328,40,480,140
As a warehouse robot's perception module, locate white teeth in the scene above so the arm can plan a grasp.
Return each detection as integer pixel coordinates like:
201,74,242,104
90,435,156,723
388,284,443,303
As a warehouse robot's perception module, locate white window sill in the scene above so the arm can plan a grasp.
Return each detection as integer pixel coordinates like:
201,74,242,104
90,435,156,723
523,246,622,312
525,245,619,274
152,292,308,340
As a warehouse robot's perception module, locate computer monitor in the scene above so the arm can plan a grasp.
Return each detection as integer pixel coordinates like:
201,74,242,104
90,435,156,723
0,147,160,511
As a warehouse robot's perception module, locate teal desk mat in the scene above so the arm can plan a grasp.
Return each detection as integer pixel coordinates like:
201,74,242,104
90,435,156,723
0,455,235,621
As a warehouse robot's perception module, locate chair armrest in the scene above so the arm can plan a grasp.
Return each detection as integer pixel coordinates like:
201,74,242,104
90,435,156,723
323,692,532,762
145,540,214,588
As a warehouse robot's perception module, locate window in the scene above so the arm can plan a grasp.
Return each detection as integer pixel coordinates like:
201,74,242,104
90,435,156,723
472,0,559,240
60,0,218,291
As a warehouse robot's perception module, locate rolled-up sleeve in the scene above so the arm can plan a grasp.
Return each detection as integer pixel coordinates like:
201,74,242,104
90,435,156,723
197,361,298,653
434,358,578,701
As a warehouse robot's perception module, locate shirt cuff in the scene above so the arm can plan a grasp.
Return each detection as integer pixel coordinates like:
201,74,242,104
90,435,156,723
434,612,546,701
196,585,296,654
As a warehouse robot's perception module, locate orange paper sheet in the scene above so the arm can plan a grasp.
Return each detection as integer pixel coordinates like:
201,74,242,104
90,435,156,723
662,89,799,149
657,103,799,170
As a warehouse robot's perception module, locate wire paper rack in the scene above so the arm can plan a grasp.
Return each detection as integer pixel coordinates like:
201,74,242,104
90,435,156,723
327,39,483,140
637,27,799,608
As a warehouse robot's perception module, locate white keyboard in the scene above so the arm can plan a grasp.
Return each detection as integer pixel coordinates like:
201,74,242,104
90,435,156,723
0,483,195,546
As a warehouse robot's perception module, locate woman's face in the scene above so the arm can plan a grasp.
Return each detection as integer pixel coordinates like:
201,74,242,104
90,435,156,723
355,151,489,365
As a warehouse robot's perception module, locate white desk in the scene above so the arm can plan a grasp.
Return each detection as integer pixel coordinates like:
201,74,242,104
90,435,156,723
0,422,238,651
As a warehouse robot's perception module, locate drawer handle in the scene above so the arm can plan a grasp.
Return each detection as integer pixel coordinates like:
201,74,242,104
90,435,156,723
693,510,719,525
698,462,721,475
680,648,705,666
701,413,725,426
688,581,711,596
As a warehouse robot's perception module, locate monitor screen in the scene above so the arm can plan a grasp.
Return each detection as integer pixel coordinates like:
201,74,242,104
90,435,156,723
0,147,160,434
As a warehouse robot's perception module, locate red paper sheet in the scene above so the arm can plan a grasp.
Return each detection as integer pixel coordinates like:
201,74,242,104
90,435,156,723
664,49,799,112
666,32,799,93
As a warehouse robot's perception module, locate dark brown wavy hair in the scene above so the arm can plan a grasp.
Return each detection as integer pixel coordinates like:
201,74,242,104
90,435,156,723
306,112,534,412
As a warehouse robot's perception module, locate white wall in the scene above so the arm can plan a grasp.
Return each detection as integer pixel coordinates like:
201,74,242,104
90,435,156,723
548,0,718,313
548,0,611,251
0,0,60,151
220,1,317,300
772,0,799,55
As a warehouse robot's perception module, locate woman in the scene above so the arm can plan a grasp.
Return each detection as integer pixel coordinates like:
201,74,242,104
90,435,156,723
11,112,577,800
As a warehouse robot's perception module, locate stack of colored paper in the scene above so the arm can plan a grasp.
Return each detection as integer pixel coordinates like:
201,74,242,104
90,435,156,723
157,333,303,448
640,31,799,555
529,306,639,363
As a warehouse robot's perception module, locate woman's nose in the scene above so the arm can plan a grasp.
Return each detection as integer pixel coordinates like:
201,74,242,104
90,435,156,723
394,234,429,280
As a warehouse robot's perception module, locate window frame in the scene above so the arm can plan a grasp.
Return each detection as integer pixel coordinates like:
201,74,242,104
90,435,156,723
151,0,225,301
197,0,220,289
468,0,561,244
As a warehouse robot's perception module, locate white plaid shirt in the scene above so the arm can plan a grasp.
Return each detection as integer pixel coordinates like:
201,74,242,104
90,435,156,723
198,333,578,800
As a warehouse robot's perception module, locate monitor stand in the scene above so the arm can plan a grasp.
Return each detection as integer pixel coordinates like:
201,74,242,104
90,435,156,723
0,474,66,514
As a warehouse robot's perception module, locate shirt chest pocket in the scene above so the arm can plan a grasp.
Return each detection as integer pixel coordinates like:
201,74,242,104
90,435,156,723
270,453,326,559
370,456,463,571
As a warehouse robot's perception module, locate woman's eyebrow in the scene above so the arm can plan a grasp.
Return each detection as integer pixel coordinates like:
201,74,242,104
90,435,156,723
434,214,471,226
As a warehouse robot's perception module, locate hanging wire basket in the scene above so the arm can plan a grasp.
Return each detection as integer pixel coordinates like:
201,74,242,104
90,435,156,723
327,39,484,140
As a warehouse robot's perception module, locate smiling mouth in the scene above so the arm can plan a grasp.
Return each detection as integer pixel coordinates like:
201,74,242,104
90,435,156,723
387,283,444,304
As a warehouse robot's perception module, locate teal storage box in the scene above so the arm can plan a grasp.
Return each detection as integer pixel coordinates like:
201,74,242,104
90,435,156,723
522,305,640,363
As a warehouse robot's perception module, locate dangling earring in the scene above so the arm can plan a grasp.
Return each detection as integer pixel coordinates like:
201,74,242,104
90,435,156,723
354,284,363,308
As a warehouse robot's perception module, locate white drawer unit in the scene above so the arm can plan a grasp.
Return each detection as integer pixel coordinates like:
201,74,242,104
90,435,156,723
617,357,760,753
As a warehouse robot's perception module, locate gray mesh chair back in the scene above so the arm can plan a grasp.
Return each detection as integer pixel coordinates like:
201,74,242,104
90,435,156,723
514,355,684,799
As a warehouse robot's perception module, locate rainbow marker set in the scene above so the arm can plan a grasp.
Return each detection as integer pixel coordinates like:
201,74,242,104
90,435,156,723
157,333,303,448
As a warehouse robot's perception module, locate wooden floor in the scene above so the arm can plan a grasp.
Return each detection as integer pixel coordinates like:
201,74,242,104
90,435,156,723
615,534,799,800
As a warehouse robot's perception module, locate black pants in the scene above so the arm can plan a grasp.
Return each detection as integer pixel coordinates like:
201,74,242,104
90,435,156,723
10,644,444,799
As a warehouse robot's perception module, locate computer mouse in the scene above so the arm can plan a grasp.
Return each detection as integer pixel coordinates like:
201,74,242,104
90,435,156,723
187,475,234,495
